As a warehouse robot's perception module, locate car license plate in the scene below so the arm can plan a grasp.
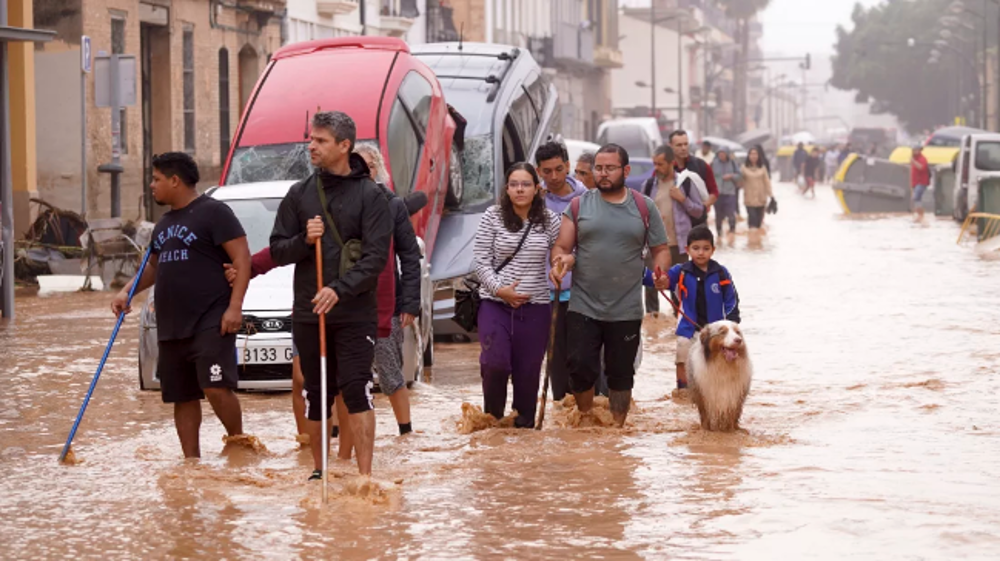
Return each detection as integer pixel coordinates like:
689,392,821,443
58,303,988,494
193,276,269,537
238,344,293,365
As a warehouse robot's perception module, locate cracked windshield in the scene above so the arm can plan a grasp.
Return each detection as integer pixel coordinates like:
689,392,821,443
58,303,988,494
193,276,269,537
4,0,1000,559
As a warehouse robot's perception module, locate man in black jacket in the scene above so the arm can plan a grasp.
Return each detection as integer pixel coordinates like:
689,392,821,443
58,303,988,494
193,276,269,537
270,111,391,478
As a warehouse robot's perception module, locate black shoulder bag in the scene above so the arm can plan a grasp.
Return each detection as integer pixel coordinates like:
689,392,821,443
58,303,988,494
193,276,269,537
452,222,533,333
316,175,363,277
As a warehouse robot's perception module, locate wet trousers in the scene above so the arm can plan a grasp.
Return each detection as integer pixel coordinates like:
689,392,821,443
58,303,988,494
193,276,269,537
478,299,551,428
551,300,609,400
715,194,738,234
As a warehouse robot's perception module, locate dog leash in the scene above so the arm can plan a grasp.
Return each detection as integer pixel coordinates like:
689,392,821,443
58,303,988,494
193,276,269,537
654,266,704,330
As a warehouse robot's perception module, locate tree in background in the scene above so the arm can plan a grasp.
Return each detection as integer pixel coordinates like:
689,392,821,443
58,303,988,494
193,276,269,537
717,0,771,135
831,0,976,132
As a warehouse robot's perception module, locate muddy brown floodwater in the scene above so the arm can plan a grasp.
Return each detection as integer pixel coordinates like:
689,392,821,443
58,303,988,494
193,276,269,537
3,182,1000,559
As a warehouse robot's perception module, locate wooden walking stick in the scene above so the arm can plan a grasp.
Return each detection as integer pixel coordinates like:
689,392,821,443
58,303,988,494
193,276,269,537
536,271,564,430
316,242,329,504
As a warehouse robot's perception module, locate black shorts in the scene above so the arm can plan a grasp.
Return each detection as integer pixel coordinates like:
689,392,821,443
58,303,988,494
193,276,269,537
566,312,642,393
293,321,376,419
157,330,238,403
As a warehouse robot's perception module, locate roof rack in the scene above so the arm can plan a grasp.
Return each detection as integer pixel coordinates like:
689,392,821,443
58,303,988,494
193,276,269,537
418,48,519,104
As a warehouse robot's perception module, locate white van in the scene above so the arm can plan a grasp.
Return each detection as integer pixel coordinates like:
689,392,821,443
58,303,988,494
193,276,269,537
953,133,1000,220
596,118,663,159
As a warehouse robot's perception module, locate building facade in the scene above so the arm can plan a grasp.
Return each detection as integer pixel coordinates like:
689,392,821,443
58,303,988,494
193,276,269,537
285,0,426,45
33,0,285,222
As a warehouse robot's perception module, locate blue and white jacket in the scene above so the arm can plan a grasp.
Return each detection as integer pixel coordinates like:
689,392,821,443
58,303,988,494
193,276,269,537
643,260,740,338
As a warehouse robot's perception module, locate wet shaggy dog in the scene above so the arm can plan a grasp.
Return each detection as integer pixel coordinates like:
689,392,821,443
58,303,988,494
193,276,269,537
687,321,752,432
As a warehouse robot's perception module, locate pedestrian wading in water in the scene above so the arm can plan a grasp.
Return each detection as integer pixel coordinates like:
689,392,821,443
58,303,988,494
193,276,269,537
355,143,423,437
550,144,673,427
474,163,561,428
536,141,588,402
269,111,391,479
647,225,741,390
111,152,252,458
741,146,774,245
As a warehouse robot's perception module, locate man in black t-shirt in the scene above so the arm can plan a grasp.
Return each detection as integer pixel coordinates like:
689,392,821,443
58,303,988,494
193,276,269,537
111,152,252,458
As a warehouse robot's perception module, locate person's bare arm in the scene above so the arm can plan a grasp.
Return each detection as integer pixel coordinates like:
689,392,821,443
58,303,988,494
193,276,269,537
650,244,672,289
549,216,576,285
110,258,158,315
220,236,252,335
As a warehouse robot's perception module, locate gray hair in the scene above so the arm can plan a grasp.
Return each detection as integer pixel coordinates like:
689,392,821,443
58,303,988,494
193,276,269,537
577,151,596,166
312,111,356,151
354,143,388,184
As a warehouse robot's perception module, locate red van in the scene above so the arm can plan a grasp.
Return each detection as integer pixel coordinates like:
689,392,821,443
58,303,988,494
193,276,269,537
220,36,457,258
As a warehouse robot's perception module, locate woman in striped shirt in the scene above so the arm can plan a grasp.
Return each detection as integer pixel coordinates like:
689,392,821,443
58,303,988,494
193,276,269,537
474,163,561,428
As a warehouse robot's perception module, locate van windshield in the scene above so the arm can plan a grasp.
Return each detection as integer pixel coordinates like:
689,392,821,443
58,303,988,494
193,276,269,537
975,141,1000,171
456,134,496,213
225,140,378,185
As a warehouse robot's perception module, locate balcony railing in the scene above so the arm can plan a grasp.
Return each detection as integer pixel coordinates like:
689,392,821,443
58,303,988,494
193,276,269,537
381,0,420,36
317,0,359,17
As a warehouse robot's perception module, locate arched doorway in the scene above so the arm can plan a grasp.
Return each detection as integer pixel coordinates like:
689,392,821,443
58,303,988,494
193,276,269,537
238,44,258,116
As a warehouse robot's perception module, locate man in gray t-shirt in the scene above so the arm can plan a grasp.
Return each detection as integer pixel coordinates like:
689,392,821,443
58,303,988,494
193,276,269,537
551,144,672,427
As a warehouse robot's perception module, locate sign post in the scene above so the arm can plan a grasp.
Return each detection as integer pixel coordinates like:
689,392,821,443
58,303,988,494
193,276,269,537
80,36,90,216
94,53,135,218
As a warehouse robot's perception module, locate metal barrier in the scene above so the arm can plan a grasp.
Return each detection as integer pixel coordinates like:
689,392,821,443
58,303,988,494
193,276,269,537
957,212,1000,244
933,165,955,217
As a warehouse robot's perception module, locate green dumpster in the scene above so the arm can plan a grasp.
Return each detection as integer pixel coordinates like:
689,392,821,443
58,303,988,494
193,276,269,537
933,165,955,217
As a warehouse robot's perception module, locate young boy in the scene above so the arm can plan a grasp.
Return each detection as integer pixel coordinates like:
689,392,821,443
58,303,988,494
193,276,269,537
645,225,740,389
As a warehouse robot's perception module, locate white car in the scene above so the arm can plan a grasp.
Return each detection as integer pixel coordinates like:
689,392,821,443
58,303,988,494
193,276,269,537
953,133,1000,221
564,139,601,170
596,118,663,159
138,180,433,392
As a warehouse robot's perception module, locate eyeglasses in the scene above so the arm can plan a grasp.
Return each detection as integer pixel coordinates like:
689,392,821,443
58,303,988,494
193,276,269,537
506,181,535,190
593,165,623,175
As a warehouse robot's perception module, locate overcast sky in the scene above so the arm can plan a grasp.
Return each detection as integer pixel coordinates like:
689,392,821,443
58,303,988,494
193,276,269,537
759,0,884,56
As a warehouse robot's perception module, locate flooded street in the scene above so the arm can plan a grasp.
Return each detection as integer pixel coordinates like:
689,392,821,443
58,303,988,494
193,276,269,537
3,182,1000,559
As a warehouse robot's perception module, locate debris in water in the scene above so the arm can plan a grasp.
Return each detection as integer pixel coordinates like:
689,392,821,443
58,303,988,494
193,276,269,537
670,388,693,404
59,447,83,465
669,425,793,448
221,434,269,454
344,476,390,505
556,396,619,428
847,383,866,391
899,378,946,391
457,403,517,434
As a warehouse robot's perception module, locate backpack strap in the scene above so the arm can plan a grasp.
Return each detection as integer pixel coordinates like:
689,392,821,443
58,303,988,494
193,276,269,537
632,191,651,253
642,176,655,197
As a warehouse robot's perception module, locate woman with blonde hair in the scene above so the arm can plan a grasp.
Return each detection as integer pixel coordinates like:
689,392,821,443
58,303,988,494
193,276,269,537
343,143,423,443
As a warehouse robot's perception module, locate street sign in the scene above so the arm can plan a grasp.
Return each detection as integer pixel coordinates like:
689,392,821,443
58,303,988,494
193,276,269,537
81,36,92,73
94,55,137,107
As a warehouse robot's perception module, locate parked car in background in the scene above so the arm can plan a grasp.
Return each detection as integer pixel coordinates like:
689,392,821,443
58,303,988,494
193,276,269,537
564,139,601,169
220,36,457,267
138,181,434,391
952,133,1000,221
925,126,986,148
412,42,559,340
624,158,655,191
596,118,662,159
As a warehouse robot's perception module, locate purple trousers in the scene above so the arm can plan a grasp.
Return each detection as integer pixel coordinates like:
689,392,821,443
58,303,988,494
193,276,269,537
478,299,551,428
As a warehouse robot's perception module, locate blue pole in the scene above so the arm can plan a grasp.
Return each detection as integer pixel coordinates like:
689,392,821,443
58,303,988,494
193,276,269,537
59,247,153,463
